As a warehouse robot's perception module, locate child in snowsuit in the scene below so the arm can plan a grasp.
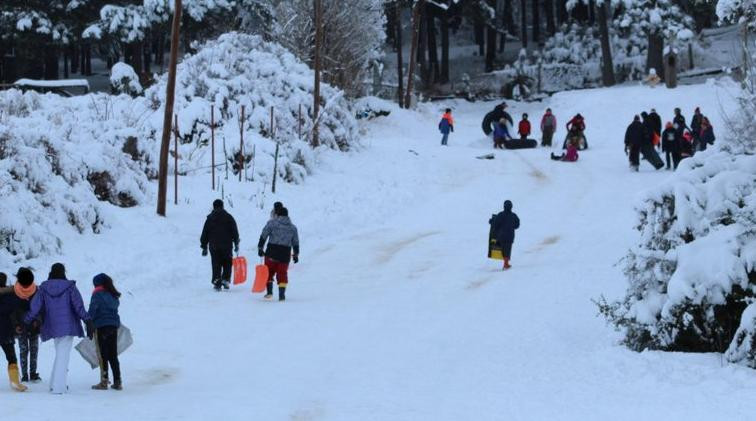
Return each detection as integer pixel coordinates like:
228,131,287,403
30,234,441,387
493,118,511,149
438,109,454,146
88,273,122,391
551,139,579,162
12,267,40,383
0,272,26,392
518,114,531,140
540,109,557,147
489,201,520,270
258,207,300,301
661,122,680,170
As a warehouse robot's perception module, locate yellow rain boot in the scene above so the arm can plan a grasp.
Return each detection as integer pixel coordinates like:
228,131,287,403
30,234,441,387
8,364,27,392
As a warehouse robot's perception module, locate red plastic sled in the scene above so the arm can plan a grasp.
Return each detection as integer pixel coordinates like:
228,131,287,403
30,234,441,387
252,263,269,293
232,256,248,285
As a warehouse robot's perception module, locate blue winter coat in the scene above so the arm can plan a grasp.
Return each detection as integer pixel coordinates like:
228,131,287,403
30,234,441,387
88,290,120,329
490,210,520,245
439,118,453,135
494,122,510,139
25,279,90,342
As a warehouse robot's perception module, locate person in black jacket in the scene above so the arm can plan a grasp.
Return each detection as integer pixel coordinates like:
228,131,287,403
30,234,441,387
0,272,26,392
624,115,645,171
640,113,664,170
699,117,715,152
481,102,513,136
673,107,687,131
661,122,681,170
648,108,662,139
690,107,703,147
12,267,41,383
489,200,520,270
200,199,240,290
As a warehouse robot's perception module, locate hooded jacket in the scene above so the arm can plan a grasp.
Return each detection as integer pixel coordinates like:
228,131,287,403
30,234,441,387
25,279,90,342
625,120,646,147
89,289,120,329
490,204,520,246
200,209,240,251
258,216,300,263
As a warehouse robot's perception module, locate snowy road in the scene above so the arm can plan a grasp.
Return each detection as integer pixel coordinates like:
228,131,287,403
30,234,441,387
8,80,756,421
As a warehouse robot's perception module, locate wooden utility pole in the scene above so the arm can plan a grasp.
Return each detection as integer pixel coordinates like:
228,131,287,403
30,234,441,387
597,0,616,86
405,0,424,108
174,114,179,205
312,0,323,148
211,106,215,190
157,0,182,216
239,105,245,182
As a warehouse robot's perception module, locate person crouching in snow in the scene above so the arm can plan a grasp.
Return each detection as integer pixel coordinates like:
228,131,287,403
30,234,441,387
438,108,454,146
489,201,520,270
518,114,531,140
0,272,26,392
493,118,511,149
88,273,122,391
551,138,579,162
258,207,300,301
13,267,41,384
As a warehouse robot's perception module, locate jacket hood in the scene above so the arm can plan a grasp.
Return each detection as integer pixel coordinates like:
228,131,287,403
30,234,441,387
274,216,293,226
40,279,75,298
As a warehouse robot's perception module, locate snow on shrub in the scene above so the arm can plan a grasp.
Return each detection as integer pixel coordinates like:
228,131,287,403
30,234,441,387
0,89,150,265
142,32,359,184
598,151,756,354
110,62,143,96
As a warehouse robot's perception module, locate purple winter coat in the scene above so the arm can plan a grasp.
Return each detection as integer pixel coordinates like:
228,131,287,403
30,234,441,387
24,279,90,342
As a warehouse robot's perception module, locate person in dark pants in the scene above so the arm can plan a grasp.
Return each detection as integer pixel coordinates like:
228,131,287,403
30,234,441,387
673,107,687,131
641,113,664,170
481,102,513,136
201,199,240,290
12,267,41,383
699,117,715,152
258,207,299,301
648,108,662,139
690,107,703,149
0,272,27,392
88,273,122,391
489,200,520,270
624,115,644,171
661,122,680,170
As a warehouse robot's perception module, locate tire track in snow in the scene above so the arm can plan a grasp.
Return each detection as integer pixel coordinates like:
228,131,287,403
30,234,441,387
375,231,441,264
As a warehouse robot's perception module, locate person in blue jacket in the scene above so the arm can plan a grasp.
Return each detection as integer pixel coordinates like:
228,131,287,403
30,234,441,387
88,273,122,391
438,109,454,146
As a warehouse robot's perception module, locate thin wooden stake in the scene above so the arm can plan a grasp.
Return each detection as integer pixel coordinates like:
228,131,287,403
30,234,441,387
173,114,179,205
239,105,245,182
211,106,215,191
298,104,302,139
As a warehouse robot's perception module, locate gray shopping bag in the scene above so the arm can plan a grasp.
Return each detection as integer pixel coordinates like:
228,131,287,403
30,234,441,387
75,325,134,369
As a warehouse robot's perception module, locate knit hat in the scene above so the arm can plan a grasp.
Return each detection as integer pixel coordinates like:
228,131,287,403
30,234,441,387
280,207,289,217
15,267,34,287
93,273,110,287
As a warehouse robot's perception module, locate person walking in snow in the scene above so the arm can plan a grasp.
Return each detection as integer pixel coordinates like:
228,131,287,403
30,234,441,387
661,122,680,170
493,118,511,149
489,200,520,270
0,272,26,392
438,108,454,146
24,263,92,394
518,114,531,140
698,117,715,152
12,267,41,384
200,199,240,291
690,107,703,148
88,273,123,391
270,201,284,221
624,115,644,171
482,102,513,136
648,109,662,139
540,108,557,147
258,207,299,301
638,113,664,170
673,107,687,132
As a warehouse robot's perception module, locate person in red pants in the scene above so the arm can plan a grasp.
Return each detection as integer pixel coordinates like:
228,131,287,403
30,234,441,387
258,207,300,301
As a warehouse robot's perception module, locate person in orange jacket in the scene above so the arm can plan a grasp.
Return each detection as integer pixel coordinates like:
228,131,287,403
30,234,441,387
438,108,454,146
518,114,531,140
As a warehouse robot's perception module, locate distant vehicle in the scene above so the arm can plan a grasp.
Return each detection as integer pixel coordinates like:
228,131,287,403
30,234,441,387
8,78,90,97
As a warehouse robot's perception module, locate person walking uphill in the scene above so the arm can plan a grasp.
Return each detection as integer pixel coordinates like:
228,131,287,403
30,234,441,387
88,273,122,391
540,108,557,147
12,267,41,384
438,109,454,146
201,199,240,291
24,263,92,394
489,201,520,270
0,273,26,392
258,207,299,301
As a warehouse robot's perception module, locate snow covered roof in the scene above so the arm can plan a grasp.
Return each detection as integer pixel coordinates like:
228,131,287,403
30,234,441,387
13,78,90,90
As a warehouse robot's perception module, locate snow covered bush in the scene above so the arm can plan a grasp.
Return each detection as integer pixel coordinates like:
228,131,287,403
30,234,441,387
110,62,143,96
598,151,756,354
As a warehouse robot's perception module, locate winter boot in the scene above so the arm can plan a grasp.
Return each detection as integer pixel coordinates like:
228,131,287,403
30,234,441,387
30,373,41,383
111,379,122,391
503,258,512,270
8,364,27,392
212,278,221,291
21,373,28,383
92,365,109,390
91,380,109,390
222,279,230,290
264,282,274,300
278,285,286,302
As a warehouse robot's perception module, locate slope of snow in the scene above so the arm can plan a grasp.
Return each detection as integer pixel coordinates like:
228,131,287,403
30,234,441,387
3,79,754,420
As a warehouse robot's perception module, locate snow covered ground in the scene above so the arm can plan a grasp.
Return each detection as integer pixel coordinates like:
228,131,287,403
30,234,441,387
5,79,755,420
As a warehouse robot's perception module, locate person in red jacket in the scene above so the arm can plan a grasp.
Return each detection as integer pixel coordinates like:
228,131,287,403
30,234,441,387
518,114,531,140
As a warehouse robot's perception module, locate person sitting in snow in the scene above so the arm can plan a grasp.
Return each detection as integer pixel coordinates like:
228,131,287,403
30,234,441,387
493,118,511,149
258,207,299,301
438,108,454,146
200,199,240,291
551,137,579,162
489,201,520,270
518,114,531,140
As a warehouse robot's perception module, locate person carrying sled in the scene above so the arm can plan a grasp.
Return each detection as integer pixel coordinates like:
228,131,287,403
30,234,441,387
638,113,664,171
200,199,240,291
489,200,520,270
540,108,557,147
12,267,41,384
88,273,123,391
648,109,662,138
661,122,680,170
258,207,299,301
0,273,26,392
438,108,454,146
493,118,511,149
518,114,531,141
482,102,513,136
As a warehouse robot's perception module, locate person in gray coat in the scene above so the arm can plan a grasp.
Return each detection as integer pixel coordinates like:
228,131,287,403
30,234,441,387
258,208,299,301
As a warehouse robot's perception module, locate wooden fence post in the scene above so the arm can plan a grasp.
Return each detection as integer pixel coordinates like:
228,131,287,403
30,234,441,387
173,114,179,205
239,105,245,182
211,106,215,191
298,104,302,140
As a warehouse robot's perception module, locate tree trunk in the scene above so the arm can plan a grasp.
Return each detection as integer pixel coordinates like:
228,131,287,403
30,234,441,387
85,46,92,75
520,0,527,49
544,0,555,35
597,1,615,86
426,7,439,83
395,1,404,106
71,45,79,74
556,0,568,24
63,49,69,79
417,4,428,84
157,0,182,217
504,0,514,34
144,40,152,75
589,0,596,25
385,2,396,47
474,18,485,56
312,0,323,147
133,42,144,76
44,47,58,80
485,0,497,73
647,32,664,80
440,9,449,84
405,0,424,108
532,0,541,47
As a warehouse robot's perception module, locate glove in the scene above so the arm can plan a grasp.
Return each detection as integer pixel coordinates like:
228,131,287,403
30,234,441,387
234,243,239,253
293,254,299,264
258,248,265,257
85,320,95,340
202,247,208,256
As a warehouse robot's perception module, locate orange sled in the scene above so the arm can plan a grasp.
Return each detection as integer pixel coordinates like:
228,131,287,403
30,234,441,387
232,256,248,285
252,262,269,293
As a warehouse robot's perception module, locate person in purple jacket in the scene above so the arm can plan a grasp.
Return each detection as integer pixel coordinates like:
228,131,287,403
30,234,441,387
24,263,92,394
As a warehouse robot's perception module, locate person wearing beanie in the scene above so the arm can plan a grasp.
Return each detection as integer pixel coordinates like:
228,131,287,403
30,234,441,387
88,273,122,391
270,201,284,220
258,207,300,301
0,272,26,391
438,108,454,146
489,201,521,270
200,199,240,291
24,263,92,394
690,107,703,146
661,122,680,170
12,267,41,383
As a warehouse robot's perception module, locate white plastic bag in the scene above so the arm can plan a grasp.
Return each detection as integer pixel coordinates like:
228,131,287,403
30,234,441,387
75,325,134,369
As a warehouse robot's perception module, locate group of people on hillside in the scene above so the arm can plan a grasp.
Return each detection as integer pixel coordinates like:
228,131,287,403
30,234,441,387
624,107,715,171
200,199,299,301
0,264,122,394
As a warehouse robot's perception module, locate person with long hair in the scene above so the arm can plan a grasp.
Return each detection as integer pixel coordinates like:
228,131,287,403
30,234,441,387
24,263,92,394
88,273,123,390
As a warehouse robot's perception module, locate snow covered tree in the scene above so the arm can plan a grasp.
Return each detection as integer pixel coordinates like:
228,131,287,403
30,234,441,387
716,0,756,31
567,0,616,86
